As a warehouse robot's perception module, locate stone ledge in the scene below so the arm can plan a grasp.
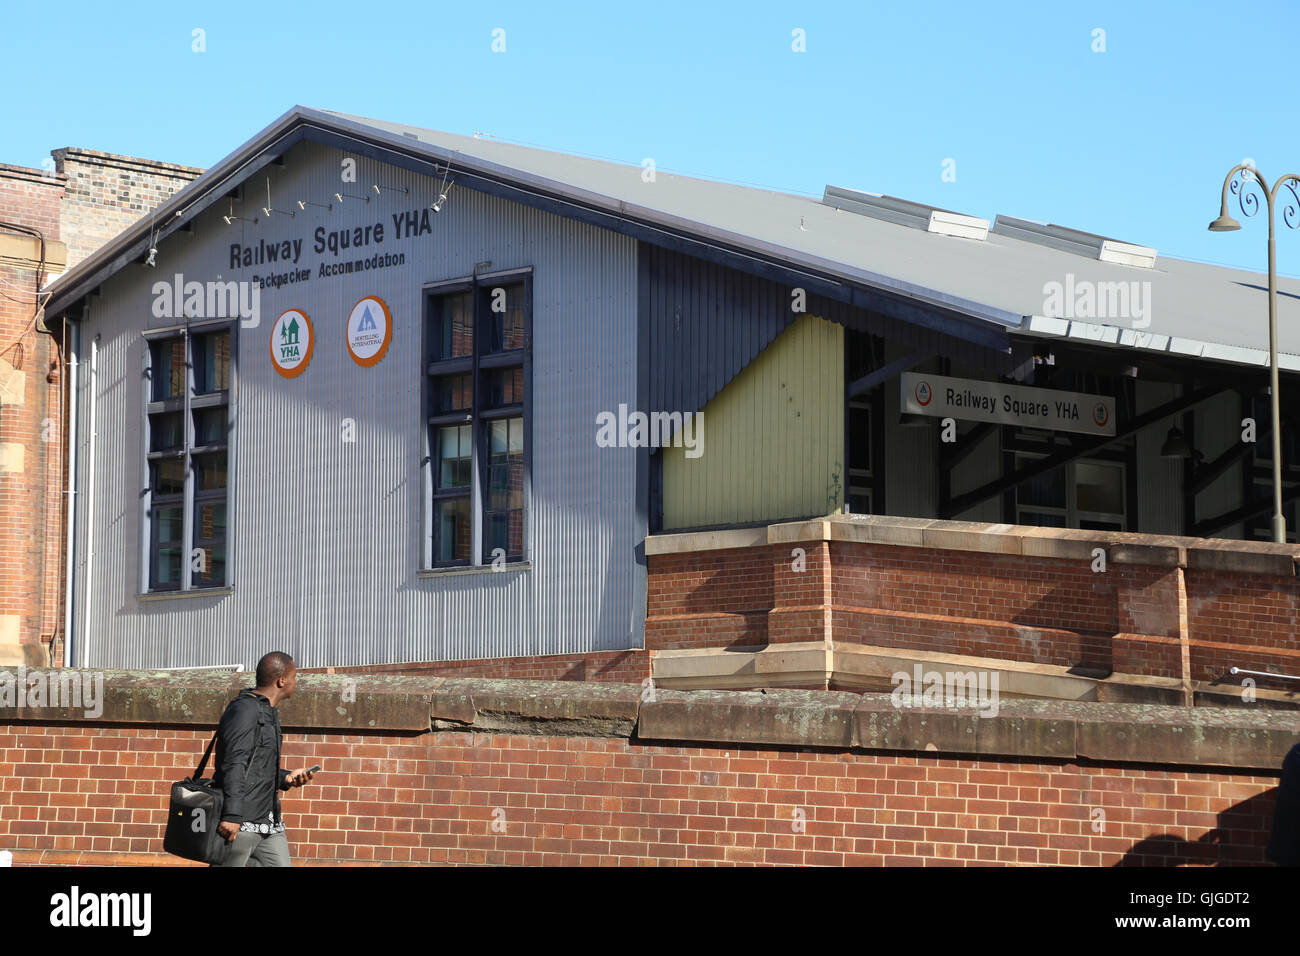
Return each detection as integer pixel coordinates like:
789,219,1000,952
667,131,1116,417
646,514,1300,576
2,668,1296,770
645,526,769,555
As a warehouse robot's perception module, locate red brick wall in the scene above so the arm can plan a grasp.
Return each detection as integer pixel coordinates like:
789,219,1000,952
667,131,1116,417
0,722,1277,866
647,545,777,649
646,534,1300,685
0,149,202,670
0,165,66,668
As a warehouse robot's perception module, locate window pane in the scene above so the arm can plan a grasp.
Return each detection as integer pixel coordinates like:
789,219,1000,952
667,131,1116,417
1019,510,1068,529
1076,461,1123,515
849,490,872,515
195,331,230,394
484,415,524,560
435,497,471,562
849,405,872,473
152,506,183,588
192,542,226,588
152,338,186,401
1017,459,1066,509
438,424,471,488
195,501,227,541
484,282,526,353
150,458,185,496
483,366,524,408
435,373,473,414
193,407,228,445
193,452,227,492
435,292,473,360
150,412,184,452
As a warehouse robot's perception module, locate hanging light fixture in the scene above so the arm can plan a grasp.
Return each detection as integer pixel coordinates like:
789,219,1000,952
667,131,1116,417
1160,427,1192,459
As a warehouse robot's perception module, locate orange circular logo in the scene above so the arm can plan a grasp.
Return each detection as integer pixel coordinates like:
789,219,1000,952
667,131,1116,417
346,296,392,367
270,309,314,379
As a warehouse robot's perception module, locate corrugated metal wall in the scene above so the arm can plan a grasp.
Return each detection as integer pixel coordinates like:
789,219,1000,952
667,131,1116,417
1193,388,1245,538
881,343,938,518
1135,380,1185,535
661,314,844,528
70,140,640,670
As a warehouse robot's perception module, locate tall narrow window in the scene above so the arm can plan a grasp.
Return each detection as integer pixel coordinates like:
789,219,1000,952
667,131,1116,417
144,325,233,591
424,274,531,568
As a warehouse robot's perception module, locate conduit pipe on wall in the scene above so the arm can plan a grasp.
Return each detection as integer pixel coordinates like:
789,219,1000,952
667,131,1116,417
63,318,79,670
80,332,98,668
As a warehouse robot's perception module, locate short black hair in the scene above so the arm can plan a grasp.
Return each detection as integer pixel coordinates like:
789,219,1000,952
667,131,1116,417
255,651,295,687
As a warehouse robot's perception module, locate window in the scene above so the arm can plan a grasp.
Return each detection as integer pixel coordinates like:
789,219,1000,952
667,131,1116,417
423,274,530,568
1013,453,1126,531
847,395,883,514
143,324,233,591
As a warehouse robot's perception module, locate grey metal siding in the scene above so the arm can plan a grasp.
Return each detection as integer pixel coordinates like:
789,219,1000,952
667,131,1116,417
1193,388,1245,539
71,140,639,670
1135,380,1185,535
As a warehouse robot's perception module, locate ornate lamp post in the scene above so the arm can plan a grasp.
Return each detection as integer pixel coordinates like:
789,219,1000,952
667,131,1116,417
1209,165,1300,543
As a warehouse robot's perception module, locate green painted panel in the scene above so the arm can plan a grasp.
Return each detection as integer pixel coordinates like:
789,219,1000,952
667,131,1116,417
663,314,844,529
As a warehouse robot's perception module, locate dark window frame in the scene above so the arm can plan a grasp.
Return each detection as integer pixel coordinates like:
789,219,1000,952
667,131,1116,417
422,270,532,570
142,320,235,593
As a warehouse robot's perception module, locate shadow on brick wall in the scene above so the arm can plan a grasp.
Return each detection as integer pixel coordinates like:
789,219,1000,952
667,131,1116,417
1115,790,1277,866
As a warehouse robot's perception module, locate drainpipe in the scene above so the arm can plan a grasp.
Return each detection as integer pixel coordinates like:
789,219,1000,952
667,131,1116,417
63,317,79,670
81,332,99,668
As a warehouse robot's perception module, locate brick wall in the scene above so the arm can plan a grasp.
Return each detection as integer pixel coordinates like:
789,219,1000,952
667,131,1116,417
646,516,1300,690
0,723,1279,867
0,672,1291,867
0,165,67,668
0,148,202,670
52,149,201,269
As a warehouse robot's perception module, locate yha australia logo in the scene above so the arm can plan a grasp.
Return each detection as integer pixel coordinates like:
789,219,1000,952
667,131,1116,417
152,274,260,328
270,309,314,378
914,380,933,406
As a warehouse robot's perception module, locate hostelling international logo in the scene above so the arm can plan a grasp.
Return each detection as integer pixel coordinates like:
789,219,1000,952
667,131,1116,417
347,295,392,367
914,380,933,406
270,309,313,378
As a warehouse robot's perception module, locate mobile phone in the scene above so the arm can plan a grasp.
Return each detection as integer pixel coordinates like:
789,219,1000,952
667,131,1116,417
308,764,322,774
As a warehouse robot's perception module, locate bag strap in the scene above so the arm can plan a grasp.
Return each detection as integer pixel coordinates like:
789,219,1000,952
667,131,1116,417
194,702,267,781
193,730,220,780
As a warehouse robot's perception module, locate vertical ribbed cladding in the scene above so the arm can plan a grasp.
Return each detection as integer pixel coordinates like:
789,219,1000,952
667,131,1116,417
72,139,639,669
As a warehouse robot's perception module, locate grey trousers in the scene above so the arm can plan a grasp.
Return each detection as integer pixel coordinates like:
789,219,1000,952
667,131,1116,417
212,830,292,867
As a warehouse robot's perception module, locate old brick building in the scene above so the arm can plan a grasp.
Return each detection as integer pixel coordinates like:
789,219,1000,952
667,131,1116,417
0,150,201,667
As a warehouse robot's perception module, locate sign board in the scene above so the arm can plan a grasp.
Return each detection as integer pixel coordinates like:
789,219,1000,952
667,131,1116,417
900,372,1116,436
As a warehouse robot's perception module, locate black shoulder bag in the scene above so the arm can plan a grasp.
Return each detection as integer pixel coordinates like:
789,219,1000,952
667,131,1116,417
163,713,263,864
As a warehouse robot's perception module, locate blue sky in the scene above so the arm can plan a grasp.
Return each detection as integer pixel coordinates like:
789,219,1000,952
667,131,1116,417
4,0,1299,274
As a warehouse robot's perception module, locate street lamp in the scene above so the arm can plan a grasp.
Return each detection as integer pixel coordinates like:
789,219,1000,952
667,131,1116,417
1209,164,1300,543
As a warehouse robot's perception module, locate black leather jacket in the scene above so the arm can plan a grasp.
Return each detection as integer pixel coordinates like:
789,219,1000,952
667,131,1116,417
212,689,291,825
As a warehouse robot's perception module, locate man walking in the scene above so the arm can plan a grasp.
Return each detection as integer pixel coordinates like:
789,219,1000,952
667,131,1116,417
1268,741,1300,866
212,651,315,867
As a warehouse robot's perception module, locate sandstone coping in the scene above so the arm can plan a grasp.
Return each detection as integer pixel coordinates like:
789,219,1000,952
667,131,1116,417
2,668,1298,771
647,514,1300,576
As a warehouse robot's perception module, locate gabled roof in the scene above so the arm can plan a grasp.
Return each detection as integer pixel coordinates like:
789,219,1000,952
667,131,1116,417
43,106,1300,370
